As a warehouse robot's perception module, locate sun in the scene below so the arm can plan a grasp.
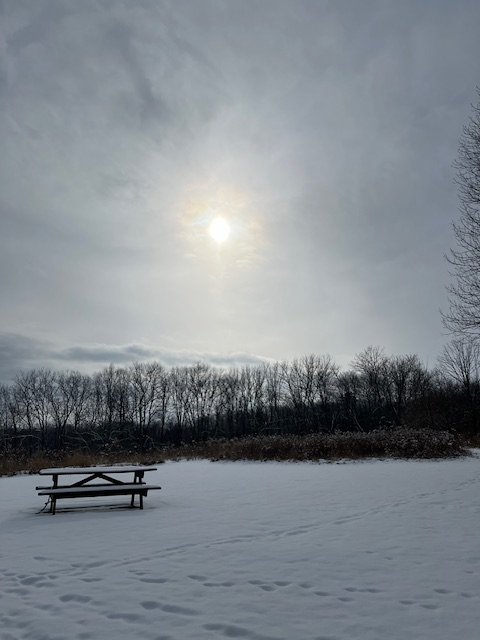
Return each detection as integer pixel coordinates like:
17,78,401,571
208,217,231,244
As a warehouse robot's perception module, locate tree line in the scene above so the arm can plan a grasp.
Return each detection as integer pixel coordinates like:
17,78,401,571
1,343,479,455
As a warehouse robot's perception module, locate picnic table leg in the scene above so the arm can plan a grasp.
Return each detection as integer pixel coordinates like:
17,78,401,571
131,471,139,507
50,474,58,514
133,471,145,508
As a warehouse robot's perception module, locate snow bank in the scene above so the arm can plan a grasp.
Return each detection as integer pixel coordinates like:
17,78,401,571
1,457,479,640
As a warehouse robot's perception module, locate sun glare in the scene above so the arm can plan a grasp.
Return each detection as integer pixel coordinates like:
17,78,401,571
208,217,231,244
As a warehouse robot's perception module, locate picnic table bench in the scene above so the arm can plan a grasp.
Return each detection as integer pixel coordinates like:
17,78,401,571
36,465,161,514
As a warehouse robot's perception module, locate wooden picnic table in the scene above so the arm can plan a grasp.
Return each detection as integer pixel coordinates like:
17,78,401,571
36,465,161,514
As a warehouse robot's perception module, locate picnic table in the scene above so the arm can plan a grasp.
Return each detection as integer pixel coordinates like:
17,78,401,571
36,465,161,514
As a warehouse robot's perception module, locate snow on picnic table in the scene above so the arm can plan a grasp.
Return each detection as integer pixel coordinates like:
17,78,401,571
1,457,479,640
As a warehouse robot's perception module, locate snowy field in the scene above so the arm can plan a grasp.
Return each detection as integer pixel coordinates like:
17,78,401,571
1,457,479,640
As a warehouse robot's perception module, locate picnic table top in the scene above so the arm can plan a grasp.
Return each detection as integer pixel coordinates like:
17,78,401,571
38,465,158,476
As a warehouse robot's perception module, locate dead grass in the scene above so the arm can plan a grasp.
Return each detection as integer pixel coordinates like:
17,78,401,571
0,428,468,476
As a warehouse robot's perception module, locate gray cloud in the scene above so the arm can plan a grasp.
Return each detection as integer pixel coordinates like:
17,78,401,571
0,332,269,384
59,343,270,371
0,332,52,382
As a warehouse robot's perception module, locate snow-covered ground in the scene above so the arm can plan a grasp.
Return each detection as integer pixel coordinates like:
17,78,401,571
1,456,479,640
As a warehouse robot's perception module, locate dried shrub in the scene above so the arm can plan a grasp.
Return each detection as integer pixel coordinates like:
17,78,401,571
166,428,466,462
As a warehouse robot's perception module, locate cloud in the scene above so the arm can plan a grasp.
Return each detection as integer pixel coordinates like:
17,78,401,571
0,332,270,384
58,343,271,370
58,343,160,364
0,332,53,383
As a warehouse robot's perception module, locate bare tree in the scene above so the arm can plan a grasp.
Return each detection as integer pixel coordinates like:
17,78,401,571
170,367,190,440
444,90,480,337
336,371,363,431
68,372,92,431
184,363,219,440
0,385,12,450
281,355,338,432
47,372,75,447
216,368,241,437
438,338,479,399
281,358,315,431
46,371,92,446
263,362,284,431
387,354,428,423
352,346,388,414
14,369,54,450
129,362,171,441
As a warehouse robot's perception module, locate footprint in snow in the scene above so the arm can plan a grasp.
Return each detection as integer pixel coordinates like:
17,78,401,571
81,577,102,583
161,603,200,616
138,577,168,584
203,622,278,639
141,601,161,610
59,594,92,604
106,612,143,623
5,587,29,596
19,576,45,586
140,601,199,616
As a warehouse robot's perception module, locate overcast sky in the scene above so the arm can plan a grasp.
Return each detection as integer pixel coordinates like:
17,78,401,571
1,0,480,383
